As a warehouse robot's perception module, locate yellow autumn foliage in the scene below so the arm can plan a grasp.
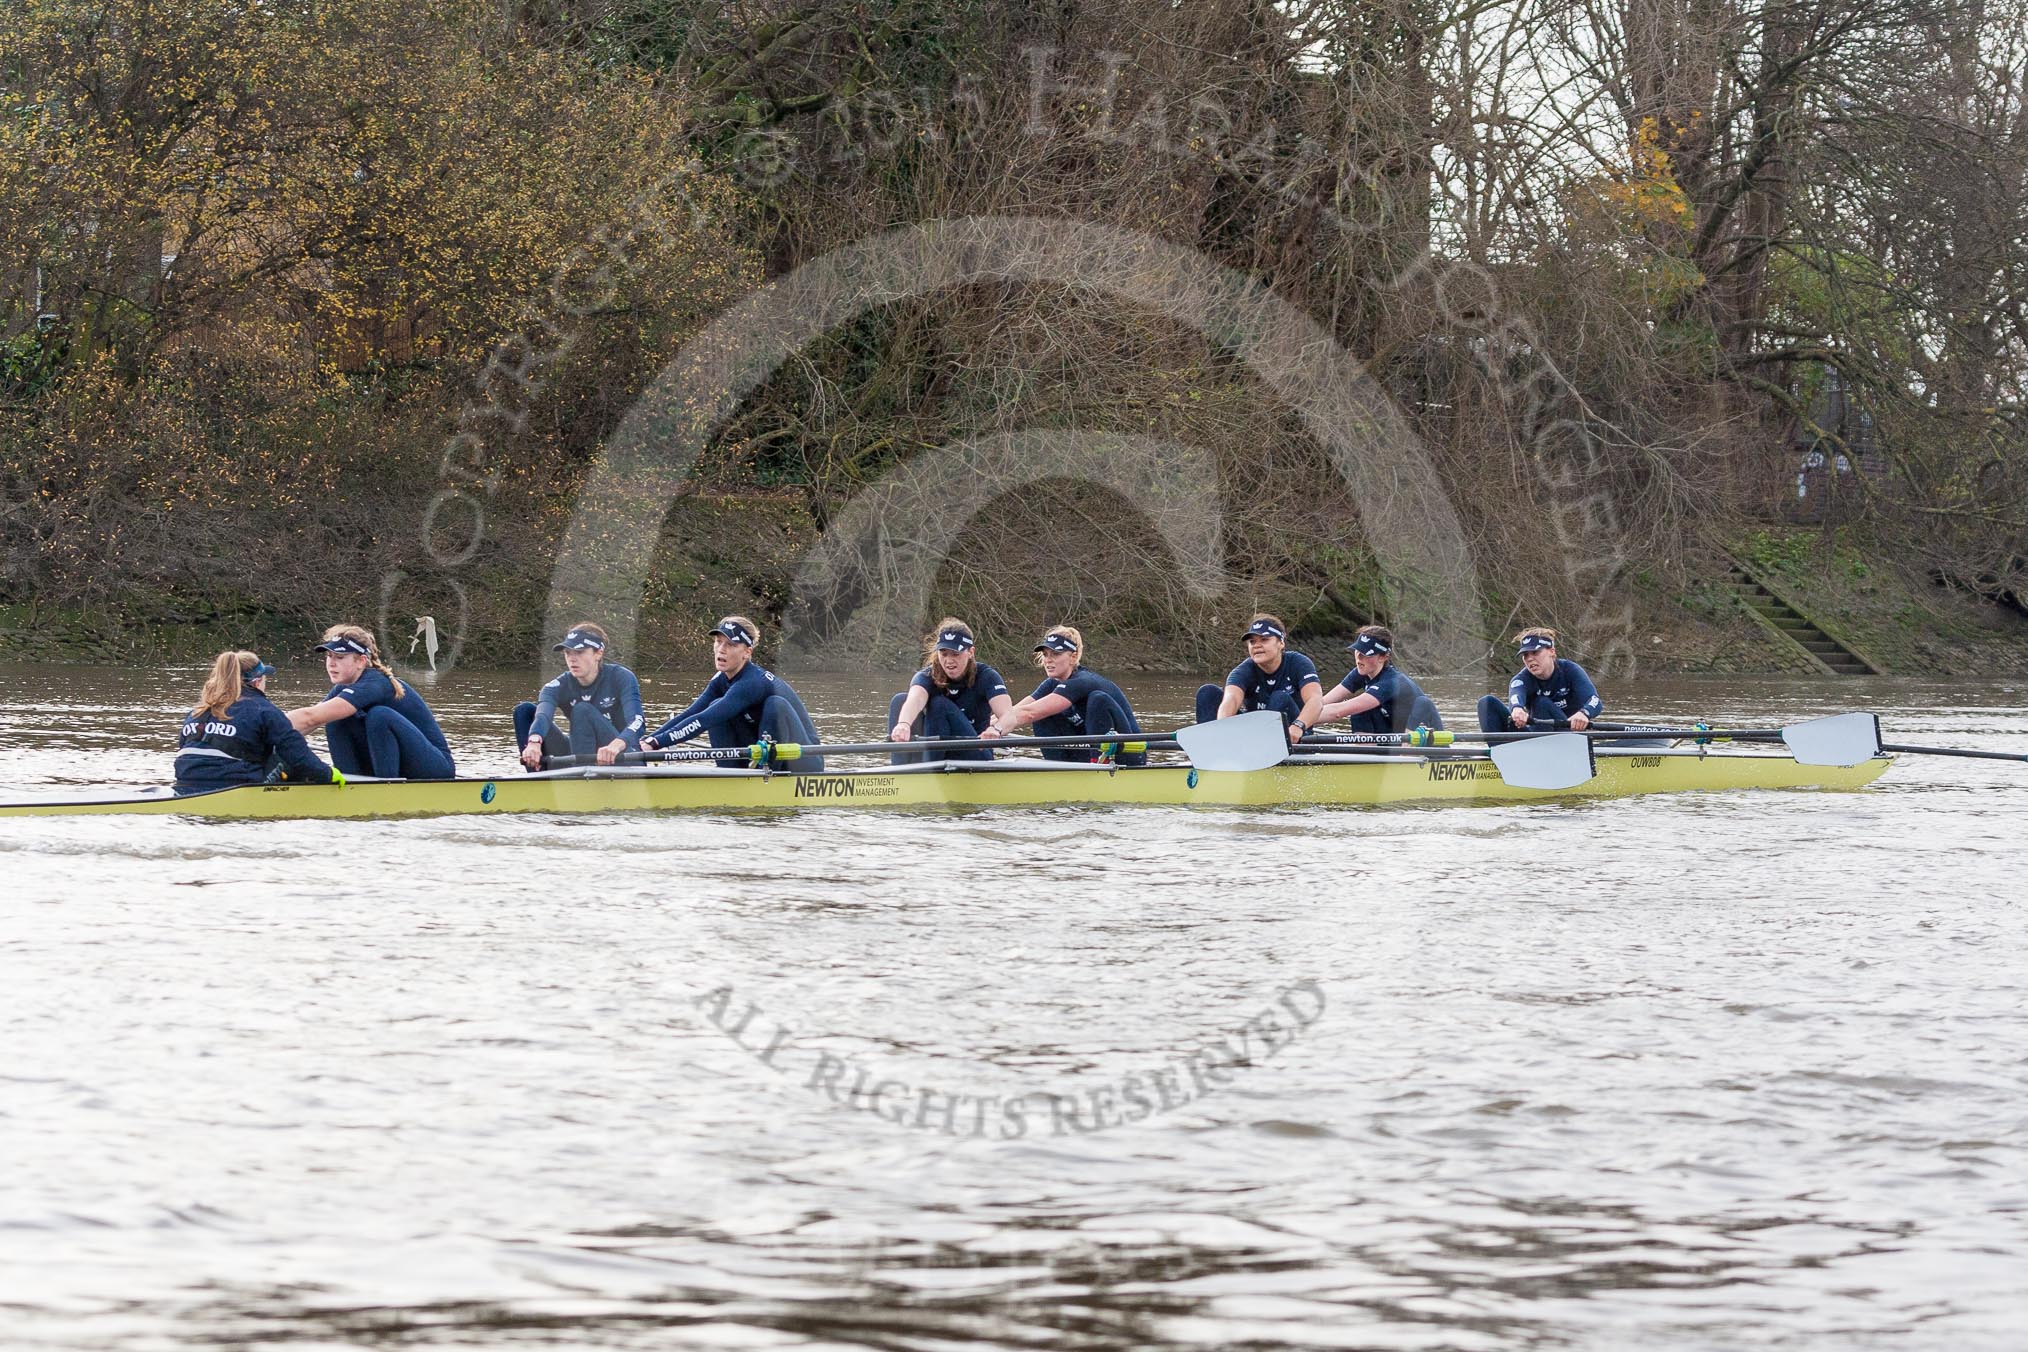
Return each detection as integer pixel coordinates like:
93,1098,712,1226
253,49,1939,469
1601,117,1697,231
1562,115,1705,308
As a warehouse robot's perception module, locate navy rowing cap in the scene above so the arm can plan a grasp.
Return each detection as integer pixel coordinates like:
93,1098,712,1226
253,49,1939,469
313,635,370,655
1347,633,1391,656
708,619,756,646
553,628,606,652
1243,619,1287,641
1033,633,1079,654
1517,634,1556,654
936,629,976,652
245,659,276,679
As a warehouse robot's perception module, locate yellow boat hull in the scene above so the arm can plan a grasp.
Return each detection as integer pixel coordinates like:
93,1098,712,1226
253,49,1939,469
0,751,1892,819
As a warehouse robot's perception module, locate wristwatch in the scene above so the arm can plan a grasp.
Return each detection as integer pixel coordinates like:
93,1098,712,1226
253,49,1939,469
1291,719,1308,736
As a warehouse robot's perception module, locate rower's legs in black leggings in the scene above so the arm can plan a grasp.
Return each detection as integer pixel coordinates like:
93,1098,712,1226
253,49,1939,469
1263,690,1302,727
1479,695,1566,733
511,702,623,759
704,723,748,770
1345,708,1391,735
887,693,918,766
1037,693,1145,767
325,719,373,776
1194,684,1221,724
761,692,825,772
886,693,985,765
1084,692,1146,767
325,710,453,780
366,708,454,779
1349,694,1447,736
565,705,626,759
697,696,824,771
1196,685,1301,728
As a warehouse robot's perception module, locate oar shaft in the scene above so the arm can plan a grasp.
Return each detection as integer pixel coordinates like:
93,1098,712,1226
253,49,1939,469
1301,724,1786,748
734,735,1174,760
543,730,1180,768
542,745,736,768
1880,742,2028,763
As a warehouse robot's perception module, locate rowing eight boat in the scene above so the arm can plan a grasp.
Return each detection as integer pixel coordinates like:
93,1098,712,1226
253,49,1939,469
0,746,1891,819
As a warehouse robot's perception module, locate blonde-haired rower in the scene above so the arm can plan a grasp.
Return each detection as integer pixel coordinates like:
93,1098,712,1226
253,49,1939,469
990,625,1145,765
175,651,339,794
1476,627,1601,733
287,623,456,780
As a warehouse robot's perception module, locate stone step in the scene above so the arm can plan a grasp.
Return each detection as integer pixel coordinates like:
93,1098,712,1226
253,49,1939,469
1722,559,1875,673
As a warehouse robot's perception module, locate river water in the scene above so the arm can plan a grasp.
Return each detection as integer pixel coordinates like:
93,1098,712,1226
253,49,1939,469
1,663,2023,1351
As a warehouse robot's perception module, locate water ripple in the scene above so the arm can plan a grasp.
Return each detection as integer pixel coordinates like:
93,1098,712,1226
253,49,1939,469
2,670,2026,1349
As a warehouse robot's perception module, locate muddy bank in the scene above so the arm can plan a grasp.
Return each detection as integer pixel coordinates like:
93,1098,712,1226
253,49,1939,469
10,511,2027,679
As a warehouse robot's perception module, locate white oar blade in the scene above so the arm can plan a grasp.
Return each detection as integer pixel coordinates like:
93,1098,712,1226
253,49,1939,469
1173,710,1289,773
1780,712,1882,767
1489,732,1597,791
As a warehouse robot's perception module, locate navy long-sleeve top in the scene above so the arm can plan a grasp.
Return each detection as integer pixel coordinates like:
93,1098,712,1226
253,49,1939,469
1506,658,1602,722
323,667,454,763
1336,662,1433,728
529,662,646,746
175,690,335,790
910,663,1009,733
648,663,783,746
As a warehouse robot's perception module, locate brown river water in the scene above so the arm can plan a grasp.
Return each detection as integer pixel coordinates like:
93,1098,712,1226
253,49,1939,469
1,663,2024,1350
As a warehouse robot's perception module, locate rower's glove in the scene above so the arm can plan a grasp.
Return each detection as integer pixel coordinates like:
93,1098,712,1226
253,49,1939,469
329,768,348,787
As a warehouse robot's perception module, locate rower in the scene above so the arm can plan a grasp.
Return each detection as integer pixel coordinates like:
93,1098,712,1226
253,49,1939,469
1195,614,1323,746
990,626,1146,765
1316,625,1445,736
888,618,1012,765
175,651,341,794
515,623,646,770
640,616,824,771
1477,628,1601,732
288,624,456,780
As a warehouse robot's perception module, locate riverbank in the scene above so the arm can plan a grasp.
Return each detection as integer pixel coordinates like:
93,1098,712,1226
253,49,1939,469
8,514,2026,677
